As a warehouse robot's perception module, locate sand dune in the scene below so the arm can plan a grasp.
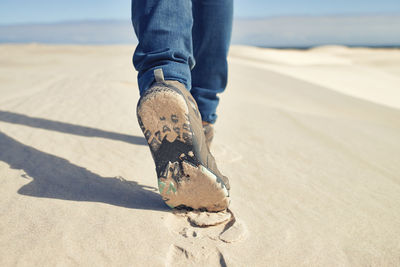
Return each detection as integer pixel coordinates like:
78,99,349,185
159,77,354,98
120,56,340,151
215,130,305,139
1,44,399,266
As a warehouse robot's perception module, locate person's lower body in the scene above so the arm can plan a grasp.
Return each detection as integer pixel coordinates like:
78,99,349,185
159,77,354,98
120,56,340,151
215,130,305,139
131,0,233,211
131,0,233,124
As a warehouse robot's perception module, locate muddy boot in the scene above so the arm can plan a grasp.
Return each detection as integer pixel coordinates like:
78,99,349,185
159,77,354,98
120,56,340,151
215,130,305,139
137,69,230,212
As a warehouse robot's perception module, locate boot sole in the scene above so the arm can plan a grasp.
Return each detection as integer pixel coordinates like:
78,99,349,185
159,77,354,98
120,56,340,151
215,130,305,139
137,84,229,212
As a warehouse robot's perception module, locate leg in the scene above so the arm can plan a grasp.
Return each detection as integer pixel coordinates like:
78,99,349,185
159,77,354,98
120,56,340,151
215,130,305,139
131,0,195,94
191,0,233,123
132,0,230,211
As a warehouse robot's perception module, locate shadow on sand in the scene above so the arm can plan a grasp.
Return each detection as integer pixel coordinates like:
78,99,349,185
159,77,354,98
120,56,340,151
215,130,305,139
0,131,168,211
0,110,147,146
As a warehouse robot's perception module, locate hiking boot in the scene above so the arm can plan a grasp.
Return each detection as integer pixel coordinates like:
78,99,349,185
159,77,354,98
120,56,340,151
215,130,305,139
136,69,230,212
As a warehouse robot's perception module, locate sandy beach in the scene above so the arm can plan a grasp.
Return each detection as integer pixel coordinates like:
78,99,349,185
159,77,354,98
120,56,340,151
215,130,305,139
1,44,400,266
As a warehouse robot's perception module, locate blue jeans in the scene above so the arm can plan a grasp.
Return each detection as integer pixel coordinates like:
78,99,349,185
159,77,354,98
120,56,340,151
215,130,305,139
131,0,233,123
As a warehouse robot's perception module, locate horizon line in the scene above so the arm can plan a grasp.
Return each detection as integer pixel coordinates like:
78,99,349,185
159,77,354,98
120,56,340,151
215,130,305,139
1,12,400,27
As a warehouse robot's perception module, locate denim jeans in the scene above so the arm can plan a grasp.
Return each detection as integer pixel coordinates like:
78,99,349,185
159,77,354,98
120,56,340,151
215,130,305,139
131,0,233,123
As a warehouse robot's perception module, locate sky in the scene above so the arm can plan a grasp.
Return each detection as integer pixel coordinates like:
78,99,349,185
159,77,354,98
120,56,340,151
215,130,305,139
1,0,400,25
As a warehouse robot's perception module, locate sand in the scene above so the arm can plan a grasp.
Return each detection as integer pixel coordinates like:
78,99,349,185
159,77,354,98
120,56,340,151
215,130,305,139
0,44,400,266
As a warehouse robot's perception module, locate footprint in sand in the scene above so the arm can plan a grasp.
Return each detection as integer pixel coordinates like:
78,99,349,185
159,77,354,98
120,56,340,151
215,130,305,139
166,245,227,267
219,218,247,243
186,210,232,227
168,209,248,242
164,209,247,266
